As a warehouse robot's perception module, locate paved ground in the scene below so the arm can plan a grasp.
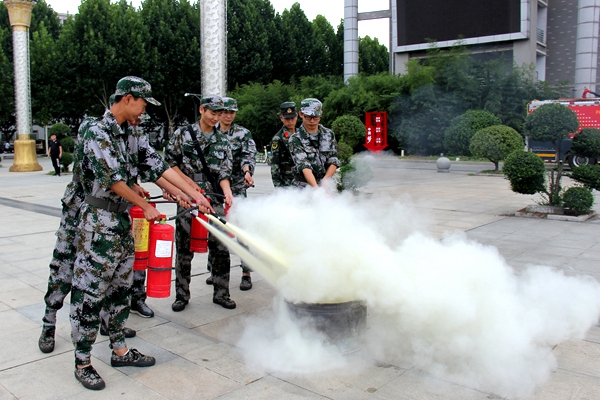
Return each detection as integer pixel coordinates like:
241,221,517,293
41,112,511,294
1,155,599,399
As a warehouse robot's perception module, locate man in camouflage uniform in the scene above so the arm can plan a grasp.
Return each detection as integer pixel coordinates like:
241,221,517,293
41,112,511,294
164,95,237,311
70,76,212,391
38,115,143,355
289,98,340,188
270,101,298,187
217,97,256,290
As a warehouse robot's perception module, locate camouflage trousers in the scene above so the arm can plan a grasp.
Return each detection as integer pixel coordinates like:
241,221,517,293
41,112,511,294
175,204,231,301
70,228,134,366
231,188,251,274
132,269,147,304
42,183,112,329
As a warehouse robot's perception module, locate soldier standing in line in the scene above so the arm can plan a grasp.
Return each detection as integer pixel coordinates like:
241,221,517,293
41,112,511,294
270,101,298,187
216,97,256,290
70,76,212,391
164,95,237,311
288,98,340,188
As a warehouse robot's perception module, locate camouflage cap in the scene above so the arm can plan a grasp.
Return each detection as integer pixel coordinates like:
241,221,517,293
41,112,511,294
114,76,161,106
222,97,238,111
280,101,297,119
200,95,225,111
300,98,322,117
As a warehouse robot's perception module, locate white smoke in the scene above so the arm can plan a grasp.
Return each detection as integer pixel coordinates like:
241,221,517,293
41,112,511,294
228,188,600,398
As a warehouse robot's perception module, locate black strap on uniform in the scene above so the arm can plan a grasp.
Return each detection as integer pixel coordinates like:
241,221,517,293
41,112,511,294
186,125,224,197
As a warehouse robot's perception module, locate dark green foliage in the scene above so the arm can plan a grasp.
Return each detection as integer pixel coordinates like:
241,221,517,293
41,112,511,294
59,151,74,172
571,128,600,158
60,136,75,153
359,36,389,75
570,164,600,191
524,103,579,147
331,115,365,164
48,123,72,138
562,186,594,214
469,125,523,171
444,110,501,156
227,0,274,88
503,151,546,195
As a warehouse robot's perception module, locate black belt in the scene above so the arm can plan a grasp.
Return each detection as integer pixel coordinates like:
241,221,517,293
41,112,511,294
192,173,207,182
84,195,129,213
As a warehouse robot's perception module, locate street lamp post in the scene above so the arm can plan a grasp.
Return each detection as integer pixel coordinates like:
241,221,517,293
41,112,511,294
6,0,42,172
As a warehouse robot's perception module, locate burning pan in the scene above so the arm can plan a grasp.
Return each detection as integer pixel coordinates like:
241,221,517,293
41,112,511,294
285,300,367,354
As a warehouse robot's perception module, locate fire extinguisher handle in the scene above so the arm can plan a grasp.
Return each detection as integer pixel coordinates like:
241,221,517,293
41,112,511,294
147,195,165,200
167,205,199,221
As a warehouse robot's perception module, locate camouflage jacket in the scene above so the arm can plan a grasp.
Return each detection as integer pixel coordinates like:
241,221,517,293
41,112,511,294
217,122,256,195
270,126,295,187
164,122,232,203
288,124,340,187
74,110,168,235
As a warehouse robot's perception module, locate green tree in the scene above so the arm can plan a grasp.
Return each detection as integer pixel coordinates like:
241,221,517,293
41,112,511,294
30,22,58,127
331,115,372,192
311,15,338,76
227,0,274,88
0,26,14,143
278,4,315,81
503,151,547,195
57,0,148,126
139,0,200,135
48,122,72,138
570,128,600,159
359,36,388,76
469,125,524,171
444,110,501,156
524,103,579,156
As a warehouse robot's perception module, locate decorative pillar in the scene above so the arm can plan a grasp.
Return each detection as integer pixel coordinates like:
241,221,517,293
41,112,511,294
6,0,41,172
574,0,600,94
344,0,359,83
200,0,227,96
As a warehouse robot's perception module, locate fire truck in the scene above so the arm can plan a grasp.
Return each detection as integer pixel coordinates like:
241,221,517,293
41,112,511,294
527,88,600,167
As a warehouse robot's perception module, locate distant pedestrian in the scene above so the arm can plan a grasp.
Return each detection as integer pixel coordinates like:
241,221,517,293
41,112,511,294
47,134,62,176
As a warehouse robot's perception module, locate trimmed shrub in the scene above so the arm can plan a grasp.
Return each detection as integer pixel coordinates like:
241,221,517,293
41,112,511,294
60,136,75,153
562,186,594,214
503,151,546,195
571,128,600,158
60,152,74,172
331,115,366,162
469,125,524,171
48,123,71,139
444,110,501,156
570,164,600,191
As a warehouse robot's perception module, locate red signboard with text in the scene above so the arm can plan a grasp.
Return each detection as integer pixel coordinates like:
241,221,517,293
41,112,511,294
364,111,388,151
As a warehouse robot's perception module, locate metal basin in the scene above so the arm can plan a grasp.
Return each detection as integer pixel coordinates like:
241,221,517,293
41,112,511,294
285,300,367,354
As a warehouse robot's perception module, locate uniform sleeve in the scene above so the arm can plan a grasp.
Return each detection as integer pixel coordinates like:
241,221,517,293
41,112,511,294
164,128,184,168
136,134,169,183
270,136,282,186
240,128,257,173
323,129,341,168
82,126,123,190
289,135,312,173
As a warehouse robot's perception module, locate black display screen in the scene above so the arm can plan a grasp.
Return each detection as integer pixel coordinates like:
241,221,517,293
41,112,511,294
396,0,521,47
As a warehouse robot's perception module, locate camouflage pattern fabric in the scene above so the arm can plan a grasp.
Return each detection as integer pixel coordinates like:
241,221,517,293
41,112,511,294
289,124,340,188
164,123,233,301
114,76,161,106
300,98,323,116
41,181,83,327
174,205,231,301
200,95,225,111
270,126,295,187
217,122,256,196
70,110,168,366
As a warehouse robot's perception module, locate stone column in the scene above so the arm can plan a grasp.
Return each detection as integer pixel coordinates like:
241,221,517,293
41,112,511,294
344,0,359,83
6,0,41,172
574,0,600,94
200,0,227,96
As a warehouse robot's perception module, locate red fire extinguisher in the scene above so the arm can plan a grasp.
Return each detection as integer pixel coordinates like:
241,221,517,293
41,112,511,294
130,202,156,271
190,211,209,253
147,214,174,298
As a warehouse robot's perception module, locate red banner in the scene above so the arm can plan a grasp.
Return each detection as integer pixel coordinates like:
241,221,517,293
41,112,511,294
364,111,388,151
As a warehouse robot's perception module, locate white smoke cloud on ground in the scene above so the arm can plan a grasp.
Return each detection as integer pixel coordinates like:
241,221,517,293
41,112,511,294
229,188,600,398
